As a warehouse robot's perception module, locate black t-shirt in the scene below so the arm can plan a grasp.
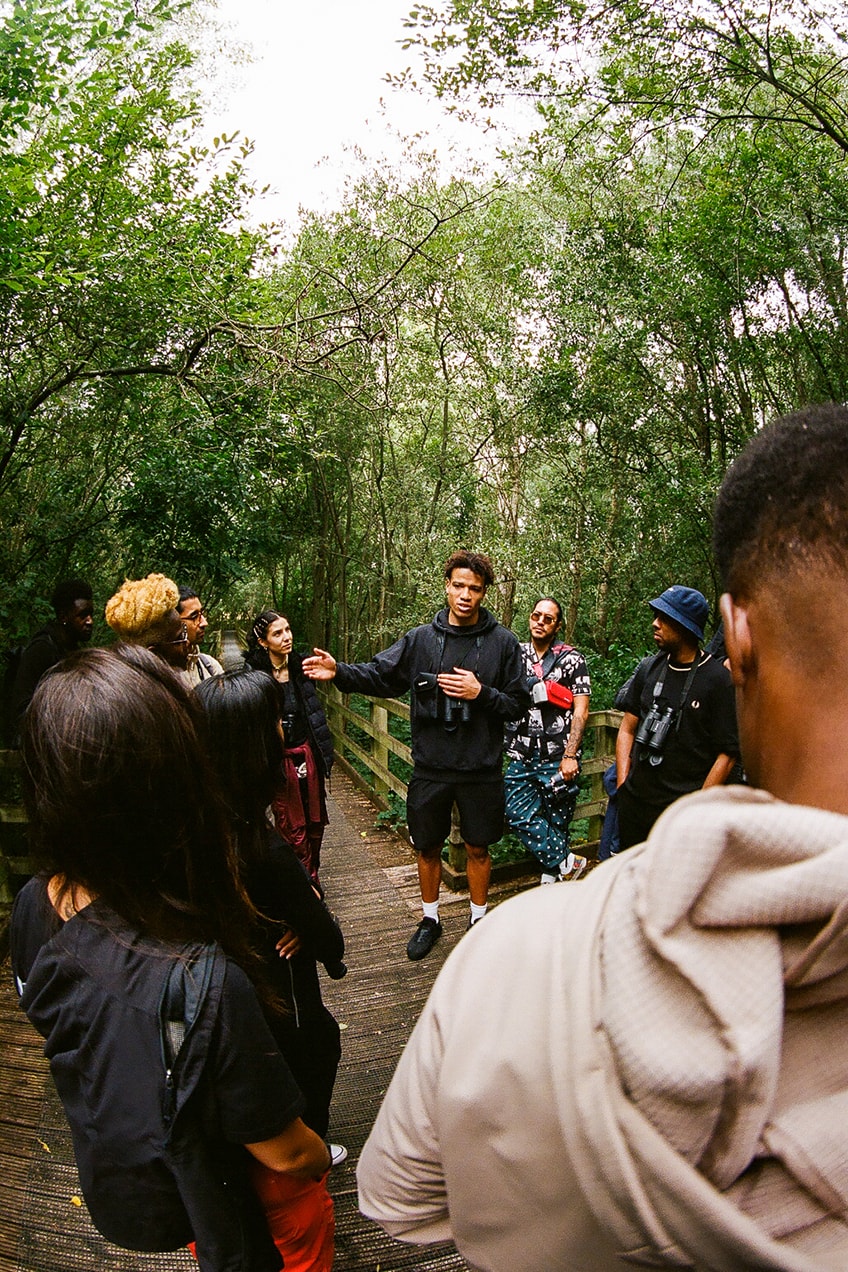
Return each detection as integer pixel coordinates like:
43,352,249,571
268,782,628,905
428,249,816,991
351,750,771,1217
621,651,739,807
11,878,303,1266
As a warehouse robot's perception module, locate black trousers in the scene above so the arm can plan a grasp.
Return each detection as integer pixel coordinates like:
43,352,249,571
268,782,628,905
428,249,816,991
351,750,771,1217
616,783,668,852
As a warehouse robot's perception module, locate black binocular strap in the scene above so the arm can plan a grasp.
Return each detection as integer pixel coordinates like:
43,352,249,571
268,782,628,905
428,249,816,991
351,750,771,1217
651,654,702,733
434,630,483,674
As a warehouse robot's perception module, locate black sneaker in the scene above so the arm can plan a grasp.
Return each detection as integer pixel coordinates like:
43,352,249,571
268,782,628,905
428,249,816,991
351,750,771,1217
407,917,442,961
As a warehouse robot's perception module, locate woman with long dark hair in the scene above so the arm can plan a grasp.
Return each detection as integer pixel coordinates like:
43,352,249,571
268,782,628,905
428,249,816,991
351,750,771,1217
244,611,334,888
195,670,345,1143
10,647,332,1272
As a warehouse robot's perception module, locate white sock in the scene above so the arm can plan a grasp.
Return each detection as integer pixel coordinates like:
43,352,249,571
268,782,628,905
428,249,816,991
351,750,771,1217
469,901,488,925
559,853,576,876
422,900,440,922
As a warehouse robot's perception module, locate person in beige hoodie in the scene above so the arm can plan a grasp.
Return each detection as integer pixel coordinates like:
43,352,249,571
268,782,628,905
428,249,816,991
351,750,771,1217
357,402,848,1272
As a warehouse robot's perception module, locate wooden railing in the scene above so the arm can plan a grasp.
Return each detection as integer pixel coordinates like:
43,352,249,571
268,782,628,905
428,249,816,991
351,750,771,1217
0,697,624,905
320,685,622,880
0,750,27,913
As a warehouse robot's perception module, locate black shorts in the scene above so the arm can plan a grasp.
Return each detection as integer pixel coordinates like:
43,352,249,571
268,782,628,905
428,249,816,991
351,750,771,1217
406,776,505,851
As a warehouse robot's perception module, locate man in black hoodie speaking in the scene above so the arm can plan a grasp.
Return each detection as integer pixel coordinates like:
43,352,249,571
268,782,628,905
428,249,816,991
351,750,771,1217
304,552,529,960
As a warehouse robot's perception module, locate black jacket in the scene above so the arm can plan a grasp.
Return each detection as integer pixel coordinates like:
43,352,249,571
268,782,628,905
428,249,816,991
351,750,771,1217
245,831,344,1137
334,607,529,782
10,622,65,725
247,832,344,1023
244,650,334,777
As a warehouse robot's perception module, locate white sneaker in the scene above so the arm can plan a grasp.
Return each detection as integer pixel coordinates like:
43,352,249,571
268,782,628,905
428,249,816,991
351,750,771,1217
560,854,588,881
540,872,558,885
329,1143,348,1167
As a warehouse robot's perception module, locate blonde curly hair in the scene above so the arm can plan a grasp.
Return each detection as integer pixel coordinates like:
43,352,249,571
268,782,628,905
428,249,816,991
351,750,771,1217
105,574,180,644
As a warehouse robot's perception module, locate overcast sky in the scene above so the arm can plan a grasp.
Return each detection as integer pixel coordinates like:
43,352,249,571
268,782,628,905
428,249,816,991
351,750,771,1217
200,0,525,227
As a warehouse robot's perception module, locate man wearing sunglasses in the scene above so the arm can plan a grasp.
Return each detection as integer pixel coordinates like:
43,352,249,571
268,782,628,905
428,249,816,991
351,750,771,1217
504,598,591,883
177,586,223,686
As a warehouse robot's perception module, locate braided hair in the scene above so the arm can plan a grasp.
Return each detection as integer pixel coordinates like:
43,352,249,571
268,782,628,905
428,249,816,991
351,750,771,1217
244,609,283,672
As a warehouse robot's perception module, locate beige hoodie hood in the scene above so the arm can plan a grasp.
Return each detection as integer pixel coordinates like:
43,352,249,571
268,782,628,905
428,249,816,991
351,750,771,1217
358,786,848,1270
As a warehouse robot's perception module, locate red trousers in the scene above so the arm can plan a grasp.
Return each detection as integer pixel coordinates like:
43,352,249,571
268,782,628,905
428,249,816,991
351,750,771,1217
189,1166,334,1272
250,1164,334,1272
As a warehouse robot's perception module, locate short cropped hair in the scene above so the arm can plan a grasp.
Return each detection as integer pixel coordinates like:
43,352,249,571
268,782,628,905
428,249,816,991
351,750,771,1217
51,578,92,617
444,551,495,587
714,403,848,593
177,585,199,607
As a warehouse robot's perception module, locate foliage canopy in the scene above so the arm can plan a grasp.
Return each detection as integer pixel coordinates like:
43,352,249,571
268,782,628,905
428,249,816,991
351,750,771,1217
3,0,848,706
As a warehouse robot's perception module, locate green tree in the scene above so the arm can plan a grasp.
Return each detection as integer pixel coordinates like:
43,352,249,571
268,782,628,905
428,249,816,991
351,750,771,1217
0,0,278,634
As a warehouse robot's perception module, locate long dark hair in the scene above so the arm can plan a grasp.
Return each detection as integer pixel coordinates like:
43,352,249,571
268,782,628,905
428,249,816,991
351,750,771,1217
243,609,283,673
20,646,257,967
195,668,282,868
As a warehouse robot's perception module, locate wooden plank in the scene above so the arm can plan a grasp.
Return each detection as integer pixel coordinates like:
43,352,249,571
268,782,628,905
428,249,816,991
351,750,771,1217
330,701,413,767
335,750,409,804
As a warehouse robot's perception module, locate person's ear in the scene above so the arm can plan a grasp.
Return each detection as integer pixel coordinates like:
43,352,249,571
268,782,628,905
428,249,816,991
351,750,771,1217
719,593,753,687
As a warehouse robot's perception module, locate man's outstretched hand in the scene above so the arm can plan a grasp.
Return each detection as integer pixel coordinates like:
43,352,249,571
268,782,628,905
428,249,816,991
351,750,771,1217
303,649,337,680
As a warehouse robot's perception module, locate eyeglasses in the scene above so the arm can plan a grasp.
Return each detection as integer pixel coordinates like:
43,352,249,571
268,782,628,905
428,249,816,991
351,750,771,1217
184,608,206,623
530,612,558,626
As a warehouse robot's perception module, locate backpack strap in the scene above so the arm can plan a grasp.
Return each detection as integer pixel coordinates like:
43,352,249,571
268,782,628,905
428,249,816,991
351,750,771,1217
158,943,219,1129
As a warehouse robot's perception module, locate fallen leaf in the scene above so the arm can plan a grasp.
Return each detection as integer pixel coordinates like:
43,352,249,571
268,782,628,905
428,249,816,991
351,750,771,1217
71,1196,82,1207
37,1139,51,1154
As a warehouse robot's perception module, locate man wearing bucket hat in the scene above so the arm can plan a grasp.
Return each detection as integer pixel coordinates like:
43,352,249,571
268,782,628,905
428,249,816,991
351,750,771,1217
613,585,738,851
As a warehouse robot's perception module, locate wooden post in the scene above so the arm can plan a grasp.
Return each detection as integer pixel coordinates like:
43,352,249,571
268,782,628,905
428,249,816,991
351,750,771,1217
372,702,389,805
589,718,605,846
325,685,343,779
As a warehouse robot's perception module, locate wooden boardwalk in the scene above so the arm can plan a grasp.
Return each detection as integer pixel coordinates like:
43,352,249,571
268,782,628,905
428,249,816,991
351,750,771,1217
0,772,535,1271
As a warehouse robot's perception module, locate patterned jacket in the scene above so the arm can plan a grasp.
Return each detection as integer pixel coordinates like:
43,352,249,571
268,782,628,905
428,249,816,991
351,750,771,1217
505,641,591,762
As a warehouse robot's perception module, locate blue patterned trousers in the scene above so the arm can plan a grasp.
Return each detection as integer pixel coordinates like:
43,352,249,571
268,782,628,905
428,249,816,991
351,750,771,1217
504,755,577,872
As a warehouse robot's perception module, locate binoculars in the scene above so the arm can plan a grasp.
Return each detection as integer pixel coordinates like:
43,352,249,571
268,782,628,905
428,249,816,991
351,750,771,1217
635,703,675,753
414,672,471,729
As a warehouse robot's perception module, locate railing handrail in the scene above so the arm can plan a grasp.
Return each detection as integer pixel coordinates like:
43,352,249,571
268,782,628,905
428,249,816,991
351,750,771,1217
319,685,622,861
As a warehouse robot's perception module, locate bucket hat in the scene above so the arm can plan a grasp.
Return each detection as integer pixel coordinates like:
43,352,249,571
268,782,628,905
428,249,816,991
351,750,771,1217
649,586,708,643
